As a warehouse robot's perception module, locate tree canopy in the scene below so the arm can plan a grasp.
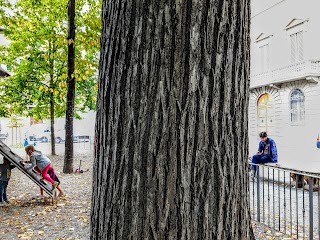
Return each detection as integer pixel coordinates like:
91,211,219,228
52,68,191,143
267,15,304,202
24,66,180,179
0,0,101,120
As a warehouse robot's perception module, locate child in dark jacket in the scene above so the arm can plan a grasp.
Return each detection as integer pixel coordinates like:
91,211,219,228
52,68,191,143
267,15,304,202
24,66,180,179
0,157,15,206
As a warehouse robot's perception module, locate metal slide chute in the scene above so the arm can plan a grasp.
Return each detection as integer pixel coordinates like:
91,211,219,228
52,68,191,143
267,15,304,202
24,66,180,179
0,140,54,198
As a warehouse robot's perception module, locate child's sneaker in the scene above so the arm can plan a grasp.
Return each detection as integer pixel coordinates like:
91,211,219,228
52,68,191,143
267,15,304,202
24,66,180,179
36,193,44,197
0,201,6,207
51,182,59,191
36,195,45,200
4,200,10,204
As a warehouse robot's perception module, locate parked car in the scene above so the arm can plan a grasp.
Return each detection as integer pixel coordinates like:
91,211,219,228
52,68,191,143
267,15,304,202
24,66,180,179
29,136,48,142
0,133,8,140
73,135,90,143
55,137,64,143
29,136,36,141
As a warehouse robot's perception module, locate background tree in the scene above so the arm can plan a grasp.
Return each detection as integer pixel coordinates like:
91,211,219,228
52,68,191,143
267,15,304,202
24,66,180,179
64,0,76,173
8,114,23,146
91,0,253,239
0,0,100,155
63,0,101,173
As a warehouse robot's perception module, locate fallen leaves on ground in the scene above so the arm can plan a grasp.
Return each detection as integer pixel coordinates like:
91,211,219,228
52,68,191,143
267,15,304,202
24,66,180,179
252,221,299,240
0,153,93,240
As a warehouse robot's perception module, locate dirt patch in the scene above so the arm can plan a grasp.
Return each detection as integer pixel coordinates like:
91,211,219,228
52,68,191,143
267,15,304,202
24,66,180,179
0,152,93,240
1,147,290,239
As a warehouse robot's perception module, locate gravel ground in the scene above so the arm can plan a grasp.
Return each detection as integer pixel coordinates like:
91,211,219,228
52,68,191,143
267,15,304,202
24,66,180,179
252,221,295,239
0,145,297,240
0,150,93,240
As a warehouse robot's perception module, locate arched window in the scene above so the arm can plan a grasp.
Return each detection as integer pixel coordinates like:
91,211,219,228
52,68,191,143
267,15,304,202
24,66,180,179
290,89,305,124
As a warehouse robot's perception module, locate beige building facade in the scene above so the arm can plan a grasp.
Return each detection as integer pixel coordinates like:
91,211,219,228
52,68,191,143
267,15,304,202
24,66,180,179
249,0,320,172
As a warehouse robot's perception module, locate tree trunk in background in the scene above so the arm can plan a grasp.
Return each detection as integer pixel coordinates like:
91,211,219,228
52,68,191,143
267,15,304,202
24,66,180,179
50,79,56,155
91,0,253,239
49,40,56,155
64,0,76,173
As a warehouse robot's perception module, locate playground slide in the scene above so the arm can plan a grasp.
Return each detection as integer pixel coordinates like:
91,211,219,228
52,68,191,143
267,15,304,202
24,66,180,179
0,140,54,198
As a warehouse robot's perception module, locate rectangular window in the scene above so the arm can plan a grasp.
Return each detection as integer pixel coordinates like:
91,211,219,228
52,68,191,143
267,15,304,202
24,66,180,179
259,44,269,72
290,31,303,63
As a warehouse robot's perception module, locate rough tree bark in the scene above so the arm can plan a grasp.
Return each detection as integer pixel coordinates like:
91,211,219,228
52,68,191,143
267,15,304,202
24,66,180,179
64,0,76,173
91,0,253,239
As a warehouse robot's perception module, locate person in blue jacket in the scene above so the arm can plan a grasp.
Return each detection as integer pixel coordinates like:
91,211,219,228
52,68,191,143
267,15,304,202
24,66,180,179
251,132,278,177
23,138,28,147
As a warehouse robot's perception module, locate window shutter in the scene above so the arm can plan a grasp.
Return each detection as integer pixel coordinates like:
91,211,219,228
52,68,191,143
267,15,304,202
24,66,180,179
265,44,270,70
290,34,296,63
259,44,269,73
260,46,264,72
297,31,303,61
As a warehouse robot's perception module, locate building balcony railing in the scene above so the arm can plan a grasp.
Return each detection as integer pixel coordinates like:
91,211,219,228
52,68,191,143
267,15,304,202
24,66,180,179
250,60,320,89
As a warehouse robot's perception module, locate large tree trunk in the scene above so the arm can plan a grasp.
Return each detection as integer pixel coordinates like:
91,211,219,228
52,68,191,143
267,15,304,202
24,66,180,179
64,0,76,173
91,0,253,239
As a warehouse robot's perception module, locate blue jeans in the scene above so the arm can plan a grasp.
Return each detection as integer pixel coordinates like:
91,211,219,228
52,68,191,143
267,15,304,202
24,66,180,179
0,180,8,202
251,154,273,171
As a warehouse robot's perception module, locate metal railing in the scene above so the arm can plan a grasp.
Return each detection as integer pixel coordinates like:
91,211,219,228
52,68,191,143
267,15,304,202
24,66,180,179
249,163,320,239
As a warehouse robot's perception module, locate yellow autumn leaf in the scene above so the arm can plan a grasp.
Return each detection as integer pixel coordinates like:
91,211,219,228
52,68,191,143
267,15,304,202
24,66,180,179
60,73,67,79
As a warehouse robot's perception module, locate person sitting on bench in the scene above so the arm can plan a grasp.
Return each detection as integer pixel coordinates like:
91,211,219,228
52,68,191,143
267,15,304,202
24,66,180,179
251,131,278,178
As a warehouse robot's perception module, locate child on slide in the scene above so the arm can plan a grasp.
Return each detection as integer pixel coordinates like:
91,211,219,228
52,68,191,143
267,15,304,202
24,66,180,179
24,145,59,191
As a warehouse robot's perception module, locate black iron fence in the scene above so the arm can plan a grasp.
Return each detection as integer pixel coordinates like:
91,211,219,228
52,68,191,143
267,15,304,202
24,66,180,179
249,163,320,239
